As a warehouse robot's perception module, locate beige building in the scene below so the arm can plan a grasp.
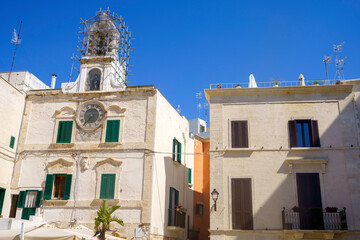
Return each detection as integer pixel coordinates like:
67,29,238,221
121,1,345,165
1,10,195,240
0,73,48,219
205,80,360,240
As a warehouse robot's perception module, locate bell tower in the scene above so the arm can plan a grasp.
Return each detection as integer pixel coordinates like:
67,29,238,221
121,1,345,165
62,9,132,92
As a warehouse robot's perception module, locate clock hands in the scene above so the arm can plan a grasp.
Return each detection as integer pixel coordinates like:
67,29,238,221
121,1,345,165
84,113,94,125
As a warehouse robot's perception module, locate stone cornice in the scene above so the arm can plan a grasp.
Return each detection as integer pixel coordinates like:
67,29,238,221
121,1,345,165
205,85,353,102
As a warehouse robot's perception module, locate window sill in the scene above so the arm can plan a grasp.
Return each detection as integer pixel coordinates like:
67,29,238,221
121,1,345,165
49,143,74,149
290,147,321,151
91,199,120,205
44,199,69,206
98,142,121,147
225,148,255,152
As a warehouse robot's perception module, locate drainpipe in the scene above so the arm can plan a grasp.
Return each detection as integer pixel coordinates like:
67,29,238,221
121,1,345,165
51,74,57,89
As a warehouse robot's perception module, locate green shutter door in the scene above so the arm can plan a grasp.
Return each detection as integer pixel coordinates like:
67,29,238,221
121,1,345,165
106,120,120,142
0,188,5,215
17,191,26,208
57,121,73,143
105,121,113,142
63,175,72,200
44,174,54,200
177,142,182,163
172,139,176,160
100,174,116,199
188,168,192,184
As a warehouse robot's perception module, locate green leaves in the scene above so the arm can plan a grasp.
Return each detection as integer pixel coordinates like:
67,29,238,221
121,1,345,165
94,200,123,240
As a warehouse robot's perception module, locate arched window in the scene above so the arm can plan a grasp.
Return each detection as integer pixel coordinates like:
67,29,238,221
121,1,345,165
87,69,101,91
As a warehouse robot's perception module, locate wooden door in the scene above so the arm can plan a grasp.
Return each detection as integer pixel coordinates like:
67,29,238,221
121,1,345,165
9,194,18,218
296,173,324,230
231,178,253,230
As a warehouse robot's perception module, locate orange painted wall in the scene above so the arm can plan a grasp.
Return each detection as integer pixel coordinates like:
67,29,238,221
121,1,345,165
193,137,210,240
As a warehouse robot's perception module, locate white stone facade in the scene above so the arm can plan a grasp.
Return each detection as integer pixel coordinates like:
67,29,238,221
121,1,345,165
205,83,360,240
6,85,194,239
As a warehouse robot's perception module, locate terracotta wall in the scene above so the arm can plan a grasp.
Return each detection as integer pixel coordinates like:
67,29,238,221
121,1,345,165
193,137,210,240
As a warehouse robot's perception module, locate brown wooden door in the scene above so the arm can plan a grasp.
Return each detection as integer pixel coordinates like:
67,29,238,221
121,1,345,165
296,173,324,230
9,194,18,218
231,178,253,230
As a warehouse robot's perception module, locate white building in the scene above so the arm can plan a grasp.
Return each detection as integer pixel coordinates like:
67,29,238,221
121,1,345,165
1,10,194,240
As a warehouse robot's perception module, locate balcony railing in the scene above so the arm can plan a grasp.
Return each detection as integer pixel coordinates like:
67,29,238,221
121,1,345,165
209,79,340,89
168,209,185,228
282,207,347,230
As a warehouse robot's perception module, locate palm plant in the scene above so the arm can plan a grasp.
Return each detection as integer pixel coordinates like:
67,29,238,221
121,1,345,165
94,200,124,240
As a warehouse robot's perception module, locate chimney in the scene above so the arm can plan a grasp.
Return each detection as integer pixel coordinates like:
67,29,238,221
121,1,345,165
51,74,57,88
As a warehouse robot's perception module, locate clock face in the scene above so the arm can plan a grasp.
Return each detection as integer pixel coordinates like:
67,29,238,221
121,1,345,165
78,102,105,129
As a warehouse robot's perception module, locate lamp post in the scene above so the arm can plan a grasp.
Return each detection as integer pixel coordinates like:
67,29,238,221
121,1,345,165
211,189,219,211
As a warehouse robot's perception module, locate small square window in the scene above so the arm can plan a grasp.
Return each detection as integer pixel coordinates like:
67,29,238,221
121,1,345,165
53,175,67,199
231,121,248,148
289,120,320,147
196,203,204,216
172,138,182,163
9,136,15,149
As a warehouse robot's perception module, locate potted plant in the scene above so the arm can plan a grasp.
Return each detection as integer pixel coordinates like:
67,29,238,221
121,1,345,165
217,84,222,89
273,80,280,87
176,204,184,213
235,83,242,88
336,80,343,85
313,81,320,86
325,207,338,213
94,200,124,240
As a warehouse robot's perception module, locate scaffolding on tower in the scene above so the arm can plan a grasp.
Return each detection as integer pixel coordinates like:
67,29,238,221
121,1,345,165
77,9,133,84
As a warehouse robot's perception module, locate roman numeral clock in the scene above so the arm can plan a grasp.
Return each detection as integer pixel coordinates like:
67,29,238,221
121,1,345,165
76,101,106,131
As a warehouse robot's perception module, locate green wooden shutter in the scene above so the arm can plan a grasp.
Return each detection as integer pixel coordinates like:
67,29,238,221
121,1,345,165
35,191,43,207
0,188,5,215
177,142,182,163
9,136,15,149
44,174,54,200
17,191,26,208
63,174,72,200
172,139,176,160
105,121,113,142
106,120,120,142
188,168,192,184
100,174,116,199
175,189,179,206
57,121,73,143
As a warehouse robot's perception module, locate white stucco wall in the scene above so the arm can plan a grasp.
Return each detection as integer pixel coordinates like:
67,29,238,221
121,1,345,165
151,90,194,238
0,78,26,217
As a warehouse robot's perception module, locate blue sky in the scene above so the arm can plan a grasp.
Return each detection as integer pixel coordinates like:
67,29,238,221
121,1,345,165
1,0,360,121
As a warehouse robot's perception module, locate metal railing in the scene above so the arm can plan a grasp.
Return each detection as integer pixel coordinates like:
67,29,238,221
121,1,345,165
210,79,339,89
282,207,347,230
168,208,185,228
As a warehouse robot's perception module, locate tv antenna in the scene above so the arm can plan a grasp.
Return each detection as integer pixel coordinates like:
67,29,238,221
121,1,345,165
196,92,202,118
68,53,77,83
322,56,331,80
8,21,23,82
333,42,346,80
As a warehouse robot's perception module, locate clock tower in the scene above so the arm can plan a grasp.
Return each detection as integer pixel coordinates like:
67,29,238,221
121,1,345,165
62,9,132,93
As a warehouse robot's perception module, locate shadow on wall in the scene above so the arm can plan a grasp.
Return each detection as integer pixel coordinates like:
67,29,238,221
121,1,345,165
161,156,193,239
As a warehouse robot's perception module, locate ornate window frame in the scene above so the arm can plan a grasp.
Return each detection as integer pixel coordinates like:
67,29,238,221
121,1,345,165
94,158,122,200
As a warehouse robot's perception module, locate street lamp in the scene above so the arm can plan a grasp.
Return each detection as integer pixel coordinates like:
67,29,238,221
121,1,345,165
211,189,219,211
